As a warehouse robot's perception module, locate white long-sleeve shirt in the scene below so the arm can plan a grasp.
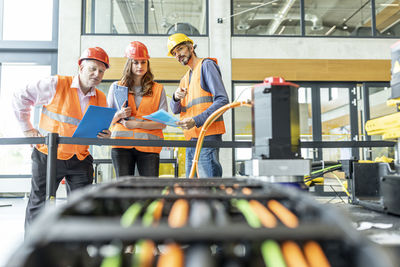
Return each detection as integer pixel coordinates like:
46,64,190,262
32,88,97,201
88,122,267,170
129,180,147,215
12,75,97,132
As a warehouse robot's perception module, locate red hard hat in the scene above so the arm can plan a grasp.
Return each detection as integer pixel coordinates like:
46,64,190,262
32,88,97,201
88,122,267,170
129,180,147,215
125,41,150,60
78,47,110,69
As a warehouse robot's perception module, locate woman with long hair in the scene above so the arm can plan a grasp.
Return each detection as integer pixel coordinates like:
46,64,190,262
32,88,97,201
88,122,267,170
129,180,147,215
107,41,167,177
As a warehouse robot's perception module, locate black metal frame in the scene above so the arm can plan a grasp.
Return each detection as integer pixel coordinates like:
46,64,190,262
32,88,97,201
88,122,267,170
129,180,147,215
349,85,360,159
311,85,322,160
81,0,209,36
1,135,393,201
230,0,397,39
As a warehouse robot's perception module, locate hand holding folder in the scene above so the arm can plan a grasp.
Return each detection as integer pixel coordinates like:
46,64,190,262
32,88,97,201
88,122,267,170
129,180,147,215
72,105,117,138
143,110,179,127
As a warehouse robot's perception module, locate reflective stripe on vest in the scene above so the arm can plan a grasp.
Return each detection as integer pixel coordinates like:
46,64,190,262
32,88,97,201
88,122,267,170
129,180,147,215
111,131,162,140
181,96,213,113
42,106,81,126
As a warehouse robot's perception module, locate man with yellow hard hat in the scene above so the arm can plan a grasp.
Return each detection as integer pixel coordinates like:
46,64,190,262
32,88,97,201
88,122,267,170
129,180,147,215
167,33,229,178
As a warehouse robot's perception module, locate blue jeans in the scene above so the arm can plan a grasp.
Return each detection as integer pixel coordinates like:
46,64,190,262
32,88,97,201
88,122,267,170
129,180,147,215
185,146,222,178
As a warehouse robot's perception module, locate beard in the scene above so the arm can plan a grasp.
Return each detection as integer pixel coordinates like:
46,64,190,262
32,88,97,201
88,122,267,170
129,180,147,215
178,52,192,66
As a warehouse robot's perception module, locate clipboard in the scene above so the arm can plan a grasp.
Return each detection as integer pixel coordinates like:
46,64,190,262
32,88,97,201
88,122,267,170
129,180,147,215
72,105,117,138
143,109,179,127
114,85,128,110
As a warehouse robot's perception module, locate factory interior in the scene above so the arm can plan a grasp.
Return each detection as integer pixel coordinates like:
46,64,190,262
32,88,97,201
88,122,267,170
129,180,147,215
1,0,400,266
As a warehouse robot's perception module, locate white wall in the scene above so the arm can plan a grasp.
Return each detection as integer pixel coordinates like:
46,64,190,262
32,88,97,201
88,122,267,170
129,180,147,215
232,37,395,59
58,0,81,75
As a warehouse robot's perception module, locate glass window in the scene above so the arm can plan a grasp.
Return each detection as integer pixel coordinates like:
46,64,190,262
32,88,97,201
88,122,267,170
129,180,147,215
0,63,51,175
320,87,352,161
366,85,395,161
233,83,252,162
2,0,53,41
233,0,301,36
84,0,144,34
148,0,207,35
299,87,313,159
369,86,396,119
232,83,252,176
374,1,400,37
305,0,372,36
84,0,207,35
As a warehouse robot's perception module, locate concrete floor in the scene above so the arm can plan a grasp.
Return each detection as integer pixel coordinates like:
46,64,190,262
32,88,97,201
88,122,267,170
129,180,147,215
1,194,400,266
0,197,67,267
0,198,26,267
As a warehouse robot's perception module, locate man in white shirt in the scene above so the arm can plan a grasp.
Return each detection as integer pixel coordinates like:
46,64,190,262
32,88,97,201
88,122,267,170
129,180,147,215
12,47,111,231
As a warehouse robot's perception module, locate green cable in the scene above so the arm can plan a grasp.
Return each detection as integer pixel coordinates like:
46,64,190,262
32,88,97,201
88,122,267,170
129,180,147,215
310,164,342,175
261,240,287,267
142,199,160,227
100,253,121,267
305,166,343,182
131,239,145,267
304,164,342,182
161,186,169,195
100,243,123,267
231,199,261,228
120,202,143,228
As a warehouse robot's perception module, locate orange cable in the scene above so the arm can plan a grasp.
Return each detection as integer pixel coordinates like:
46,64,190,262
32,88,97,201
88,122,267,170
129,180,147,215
281,241,309,267
267,199,299,228
189,101,252,178
303,241,331,267
168,199,189,228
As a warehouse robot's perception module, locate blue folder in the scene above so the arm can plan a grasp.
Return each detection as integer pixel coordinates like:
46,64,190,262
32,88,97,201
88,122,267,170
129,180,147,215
72,105,117,138
143,109,179,127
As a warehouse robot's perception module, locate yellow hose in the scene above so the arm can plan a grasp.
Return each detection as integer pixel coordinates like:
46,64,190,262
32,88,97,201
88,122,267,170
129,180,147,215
189,101,252,178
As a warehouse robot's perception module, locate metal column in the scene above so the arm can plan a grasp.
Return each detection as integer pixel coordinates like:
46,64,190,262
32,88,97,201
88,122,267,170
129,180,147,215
46,133,59,203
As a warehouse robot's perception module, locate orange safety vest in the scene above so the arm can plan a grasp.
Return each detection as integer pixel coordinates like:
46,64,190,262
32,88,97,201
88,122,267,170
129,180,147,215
37,75,107,160
110,82,164,153
180,58,226,140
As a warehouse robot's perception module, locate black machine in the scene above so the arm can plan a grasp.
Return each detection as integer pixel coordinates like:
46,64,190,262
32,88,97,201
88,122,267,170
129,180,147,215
245,77,310,185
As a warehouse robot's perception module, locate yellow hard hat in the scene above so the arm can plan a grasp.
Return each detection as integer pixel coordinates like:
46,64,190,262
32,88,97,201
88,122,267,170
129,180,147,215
167,33,193,57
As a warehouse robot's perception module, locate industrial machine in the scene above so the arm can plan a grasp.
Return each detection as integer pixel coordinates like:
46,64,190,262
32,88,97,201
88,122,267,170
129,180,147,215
349,41,400,215
244,77,311,187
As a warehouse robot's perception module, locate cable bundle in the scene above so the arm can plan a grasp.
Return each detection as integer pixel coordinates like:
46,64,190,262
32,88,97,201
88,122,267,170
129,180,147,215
8,178,392,267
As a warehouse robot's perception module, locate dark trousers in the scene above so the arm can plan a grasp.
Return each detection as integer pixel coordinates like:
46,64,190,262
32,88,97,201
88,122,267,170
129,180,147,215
111,147,160,177
25,148,94,231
